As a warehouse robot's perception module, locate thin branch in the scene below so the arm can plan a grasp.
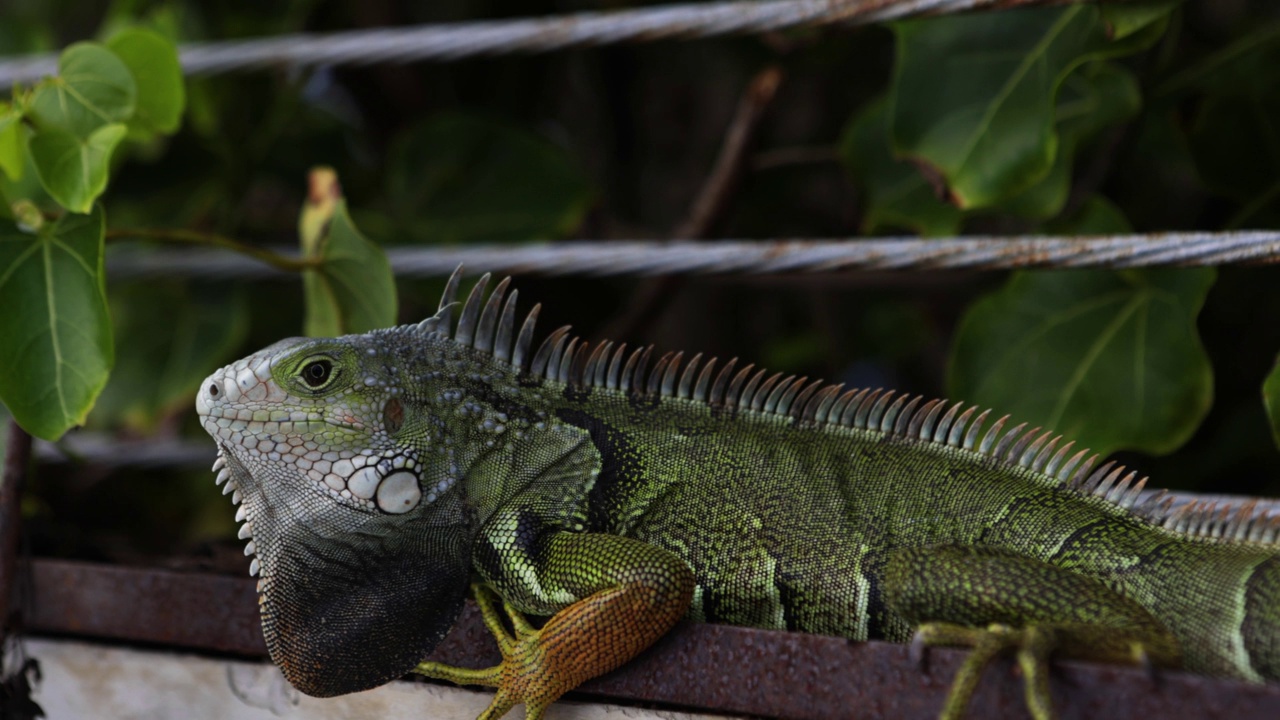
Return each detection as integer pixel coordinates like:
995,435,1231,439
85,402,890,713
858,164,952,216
752,145,841,171
675,66,784,239
106,228,320,273
602,65,785,342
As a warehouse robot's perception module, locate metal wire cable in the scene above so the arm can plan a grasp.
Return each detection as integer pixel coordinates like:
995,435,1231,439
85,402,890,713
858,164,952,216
0,0,1072,85
29,428,1280,517
104,232,1280,280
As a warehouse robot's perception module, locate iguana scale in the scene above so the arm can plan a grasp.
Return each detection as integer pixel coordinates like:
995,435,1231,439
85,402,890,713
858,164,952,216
197,268,1280,719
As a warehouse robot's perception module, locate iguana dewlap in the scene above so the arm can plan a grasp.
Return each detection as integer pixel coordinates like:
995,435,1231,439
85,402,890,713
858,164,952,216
197,268,1280,720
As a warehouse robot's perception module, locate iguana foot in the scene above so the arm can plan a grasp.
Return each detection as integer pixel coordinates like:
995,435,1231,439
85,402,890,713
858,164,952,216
415,583,551,719
417,569,690,720
913,621,1058,720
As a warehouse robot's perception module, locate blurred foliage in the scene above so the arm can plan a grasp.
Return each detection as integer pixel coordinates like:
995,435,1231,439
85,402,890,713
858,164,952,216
379,113,593,244
888,4,1169,211
300,167,398,336
1,0,1279,565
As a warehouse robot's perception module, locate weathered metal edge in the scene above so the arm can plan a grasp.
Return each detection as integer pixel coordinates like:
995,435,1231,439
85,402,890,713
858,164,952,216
25,558,1280,719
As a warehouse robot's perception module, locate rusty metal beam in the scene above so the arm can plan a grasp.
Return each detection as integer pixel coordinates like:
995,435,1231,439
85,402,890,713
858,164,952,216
27,559,1280,718
0,422,32,636
29,560,264,656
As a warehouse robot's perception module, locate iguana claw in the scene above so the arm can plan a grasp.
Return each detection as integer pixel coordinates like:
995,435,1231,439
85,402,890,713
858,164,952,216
415,583,557,719
913,622,1057,720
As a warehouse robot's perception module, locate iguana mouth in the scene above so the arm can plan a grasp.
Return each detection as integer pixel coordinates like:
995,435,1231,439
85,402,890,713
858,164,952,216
212,445,261,580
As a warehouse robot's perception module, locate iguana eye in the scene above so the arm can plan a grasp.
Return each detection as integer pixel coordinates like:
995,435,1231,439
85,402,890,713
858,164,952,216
300,358,335,389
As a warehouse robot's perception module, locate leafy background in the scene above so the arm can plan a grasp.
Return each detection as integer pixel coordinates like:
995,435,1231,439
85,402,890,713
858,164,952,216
3,0,1280,568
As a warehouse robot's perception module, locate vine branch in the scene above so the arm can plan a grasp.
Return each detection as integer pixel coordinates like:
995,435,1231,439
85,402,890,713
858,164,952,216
105,228,320,273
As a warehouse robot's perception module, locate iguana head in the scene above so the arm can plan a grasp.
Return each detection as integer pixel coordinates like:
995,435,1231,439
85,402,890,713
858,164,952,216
195,309,480,696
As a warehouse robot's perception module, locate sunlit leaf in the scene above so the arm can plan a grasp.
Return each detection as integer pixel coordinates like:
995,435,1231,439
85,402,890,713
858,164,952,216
949,263,1215,458
386,113,593,244
890,5,1169,209
0,205,113,441
28,123,127,213
106,28,185,135
301,171,397,337
0,105,23,180
0,125,56,215
27,43,136,138
299,167,340,256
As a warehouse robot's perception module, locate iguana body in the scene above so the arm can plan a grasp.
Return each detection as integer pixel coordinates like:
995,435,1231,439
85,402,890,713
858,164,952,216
197,270,1280,718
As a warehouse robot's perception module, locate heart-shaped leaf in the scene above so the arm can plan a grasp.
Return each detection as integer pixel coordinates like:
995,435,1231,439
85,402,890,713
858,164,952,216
0,205,113,440
840,96,962,236
890,5,1169,210
106,28,185,135
29,123,128,213
300,170,397,337
27,43,136,139
994,62,1140,219
949,263,1215,458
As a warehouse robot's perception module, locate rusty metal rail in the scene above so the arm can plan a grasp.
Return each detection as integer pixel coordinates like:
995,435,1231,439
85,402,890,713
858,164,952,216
26,559,1280,719
0,423,32,638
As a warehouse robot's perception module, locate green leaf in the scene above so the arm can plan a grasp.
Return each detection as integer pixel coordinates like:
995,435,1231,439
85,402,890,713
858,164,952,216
28,123,128,213
996,63,1140,219
303,199,397,337
890,5,1168,210
949,266,1215,458
106,28,185,135
1182,26,1280,227
1264,356,1280,452
0,105,24,180
0,402,8,471
1043,195,1132,235
1101,0,1183,40
27,43,136,138
386,113,593,244
89,283,247,431
0,125,56,215
0,205,113,441
840,96,962,236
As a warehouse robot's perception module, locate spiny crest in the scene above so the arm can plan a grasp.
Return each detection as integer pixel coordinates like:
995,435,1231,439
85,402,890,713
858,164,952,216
416,266,555,372
1137,496,1280,545
419,267,1280,548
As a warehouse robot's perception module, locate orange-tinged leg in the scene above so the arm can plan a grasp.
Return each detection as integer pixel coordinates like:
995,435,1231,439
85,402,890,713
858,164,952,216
417,534,694,720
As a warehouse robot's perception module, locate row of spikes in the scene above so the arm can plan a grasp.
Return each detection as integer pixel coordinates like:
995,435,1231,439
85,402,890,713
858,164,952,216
1141,496,1280,545
422,267,1280,547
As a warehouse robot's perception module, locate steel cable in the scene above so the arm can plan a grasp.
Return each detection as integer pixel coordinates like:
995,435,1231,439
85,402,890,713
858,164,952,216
104,233,1280,280
0,0,1075,84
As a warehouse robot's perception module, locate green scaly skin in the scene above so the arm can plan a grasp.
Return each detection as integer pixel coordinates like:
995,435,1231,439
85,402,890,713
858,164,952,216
197,271,1280,719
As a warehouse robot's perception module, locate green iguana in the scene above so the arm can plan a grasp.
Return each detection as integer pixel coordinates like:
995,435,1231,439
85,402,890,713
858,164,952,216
196,267,1280,719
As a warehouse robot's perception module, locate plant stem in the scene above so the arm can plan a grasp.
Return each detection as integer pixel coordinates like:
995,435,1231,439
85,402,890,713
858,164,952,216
106,227,321,273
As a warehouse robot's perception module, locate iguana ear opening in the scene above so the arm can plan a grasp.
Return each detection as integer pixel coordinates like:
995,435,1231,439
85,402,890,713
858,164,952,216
259,527,471,697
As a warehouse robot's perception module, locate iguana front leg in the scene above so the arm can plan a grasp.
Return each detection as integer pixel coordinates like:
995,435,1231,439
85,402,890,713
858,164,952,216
416,531,695,720
886,545,1182,720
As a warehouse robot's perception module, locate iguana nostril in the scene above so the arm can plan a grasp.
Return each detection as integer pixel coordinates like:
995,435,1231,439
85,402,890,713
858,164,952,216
210,383,220,397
